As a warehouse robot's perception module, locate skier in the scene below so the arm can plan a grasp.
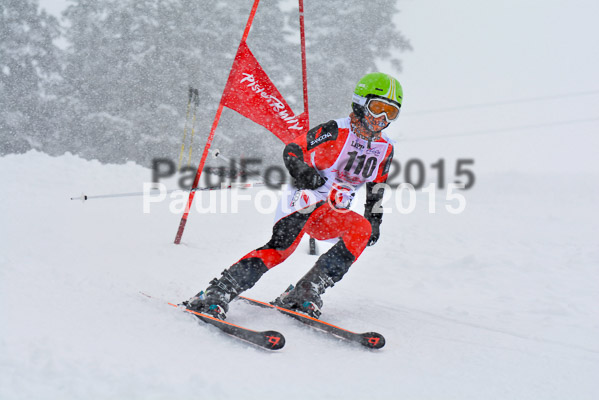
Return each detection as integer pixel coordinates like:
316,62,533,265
185,72,402,319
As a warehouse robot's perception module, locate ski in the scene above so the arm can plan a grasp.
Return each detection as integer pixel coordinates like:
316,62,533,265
237,296,385,349
140,292,285,350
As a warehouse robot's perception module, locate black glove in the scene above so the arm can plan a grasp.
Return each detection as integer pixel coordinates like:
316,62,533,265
365,213,381,246
293,167,326,190
364,182,384,246
284,143,326,190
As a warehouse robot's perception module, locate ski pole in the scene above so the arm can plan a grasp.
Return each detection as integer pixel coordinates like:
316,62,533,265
209,148,249,180
178,86,195,169
187,89,200,166
69,181,272,202
71,149,274,202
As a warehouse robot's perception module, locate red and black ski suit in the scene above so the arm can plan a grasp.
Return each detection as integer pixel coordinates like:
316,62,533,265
222,116,394,293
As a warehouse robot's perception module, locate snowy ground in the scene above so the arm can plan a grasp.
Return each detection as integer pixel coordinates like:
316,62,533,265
1,151,598,399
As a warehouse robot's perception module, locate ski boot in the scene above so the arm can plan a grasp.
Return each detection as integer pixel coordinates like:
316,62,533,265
184,282,231,320
184,258,267,320
272,278,330,319
273,241,356,319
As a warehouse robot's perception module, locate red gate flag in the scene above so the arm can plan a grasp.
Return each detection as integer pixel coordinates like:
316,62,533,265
174,0,309,244
222,41,308,144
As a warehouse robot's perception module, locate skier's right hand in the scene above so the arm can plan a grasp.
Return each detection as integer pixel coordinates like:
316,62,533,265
293,167,326,190
284,142,326,190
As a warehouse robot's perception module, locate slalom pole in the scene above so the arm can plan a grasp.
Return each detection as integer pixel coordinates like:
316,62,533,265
298,0,317,255
187,89,200,166
178,86,194,169
174,0,262,244
299,0,309,123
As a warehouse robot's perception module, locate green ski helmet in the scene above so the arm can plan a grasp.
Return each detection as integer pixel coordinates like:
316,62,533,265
352,72,403,120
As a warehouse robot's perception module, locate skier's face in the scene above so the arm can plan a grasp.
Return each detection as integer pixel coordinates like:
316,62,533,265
362,113,390,133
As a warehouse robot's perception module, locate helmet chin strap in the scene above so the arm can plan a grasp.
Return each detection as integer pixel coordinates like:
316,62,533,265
350,112,386,148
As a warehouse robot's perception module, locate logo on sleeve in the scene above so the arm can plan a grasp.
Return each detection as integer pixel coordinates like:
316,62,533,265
307,122,338,151
310,132,332,147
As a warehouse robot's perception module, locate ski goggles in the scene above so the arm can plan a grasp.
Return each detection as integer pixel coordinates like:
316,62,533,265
366,98,401,122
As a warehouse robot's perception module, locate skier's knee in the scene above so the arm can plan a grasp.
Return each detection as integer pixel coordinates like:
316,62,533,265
342,217,371,258
355,216,372,245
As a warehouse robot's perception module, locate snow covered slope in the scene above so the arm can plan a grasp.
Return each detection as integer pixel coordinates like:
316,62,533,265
1,151,598,399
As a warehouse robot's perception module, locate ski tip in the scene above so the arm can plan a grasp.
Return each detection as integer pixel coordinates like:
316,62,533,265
360,332,386,349
262,330,286,350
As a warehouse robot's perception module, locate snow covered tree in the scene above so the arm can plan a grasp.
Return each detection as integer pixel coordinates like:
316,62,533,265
58,0,410,166
0,0,61,155
60,0,286,164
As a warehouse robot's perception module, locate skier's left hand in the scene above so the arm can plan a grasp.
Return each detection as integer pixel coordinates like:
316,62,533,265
367,219,381,246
